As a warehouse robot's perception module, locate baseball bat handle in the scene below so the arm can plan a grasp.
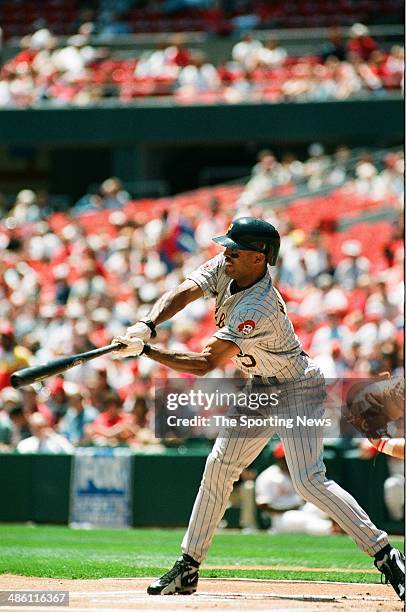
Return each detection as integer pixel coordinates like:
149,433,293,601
10,342,126,389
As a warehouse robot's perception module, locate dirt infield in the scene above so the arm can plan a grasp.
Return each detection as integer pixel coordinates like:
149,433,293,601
0,575,402,611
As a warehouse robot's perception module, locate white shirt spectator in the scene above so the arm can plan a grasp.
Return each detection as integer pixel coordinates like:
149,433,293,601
232,36,262,71
178,63,220,92
17,432,74,453
354,318,396,355
257,42,287,68
302,246,328,279
256,463,302,510
17,413,74,454
256,460,332,535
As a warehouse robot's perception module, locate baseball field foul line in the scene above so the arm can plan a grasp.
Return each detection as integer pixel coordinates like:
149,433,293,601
203,565,376,573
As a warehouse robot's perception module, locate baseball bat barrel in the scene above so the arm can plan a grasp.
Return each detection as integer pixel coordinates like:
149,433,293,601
10,342,125,389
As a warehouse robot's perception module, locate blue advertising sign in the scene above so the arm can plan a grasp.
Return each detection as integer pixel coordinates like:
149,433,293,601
70,447,133,528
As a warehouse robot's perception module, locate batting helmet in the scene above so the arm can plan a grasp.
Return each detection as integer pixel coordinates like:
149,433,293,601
213,217,281,265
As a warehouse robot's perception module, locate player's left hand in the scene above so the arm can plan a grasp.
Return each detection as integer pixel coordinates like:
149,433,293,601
111,336,144,359
124,321,152,342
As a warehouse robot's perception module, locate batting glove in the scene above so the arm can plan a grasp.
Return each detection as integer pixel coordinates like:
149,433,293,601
123,321,153,342
111,337,144,359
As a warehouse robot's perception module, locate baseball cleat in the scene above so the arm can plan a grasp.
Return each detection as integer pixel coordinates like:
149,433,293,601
374,547,405,600
147,555,199,595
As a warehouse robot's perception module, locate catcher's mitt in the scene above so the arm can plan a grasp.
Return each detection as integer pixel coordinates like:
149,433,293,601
343,378,404,438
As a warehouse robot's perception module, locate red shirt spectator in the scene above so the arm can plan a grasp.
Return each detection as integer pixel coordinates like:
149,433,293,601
86,390,133,444
347,24,378,61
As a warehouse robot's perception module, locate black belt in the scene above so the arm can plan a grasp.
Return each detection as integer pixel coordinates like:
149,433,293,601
252,376,279,384
252,350,309,384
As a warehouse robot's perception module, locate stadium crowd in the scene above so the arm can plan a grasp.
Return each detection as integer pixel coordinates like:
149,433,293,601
0,23,404,106
0,146,403,454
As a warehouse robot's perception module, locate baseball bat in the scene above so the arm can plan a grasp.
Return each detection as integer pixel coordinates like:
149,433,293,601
10,342,125,389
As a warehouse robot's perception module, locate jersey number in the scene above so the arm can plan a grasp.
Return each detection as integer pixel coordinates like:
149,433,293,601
236,352,257,368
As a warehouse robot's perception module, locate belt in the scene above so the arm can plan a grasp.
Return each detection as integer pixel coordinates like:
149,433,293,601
252,351,309,385
253,375,279,384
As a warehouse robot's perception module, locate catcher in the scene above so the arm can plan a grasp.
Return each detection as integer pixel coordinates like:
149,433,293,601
344,376,405,459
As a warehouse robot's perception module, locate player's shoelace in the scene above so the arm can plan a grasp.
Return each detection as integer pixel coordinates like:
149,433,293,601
159,559,192,584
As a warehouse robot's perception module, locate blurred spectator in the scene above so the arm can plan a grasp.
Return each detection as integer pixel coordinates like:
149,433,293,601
232,33,262,72
310,308,351,357
302,230,329,280
335,240,370,290
0,388,13,450
128,395,156,446
347,23,378,61
167,35,192,67
85,390,133,445
257,39,287,68
101,177,130,208
22,386,54,425
52,35,97,79
236,150,279,210
0,324,31,390
9,190,40,224
8,405,31,446
54,268,71,306
135,43,180,80
17,412,74,453
194,198,228,248
321,27,347,62
176,50,221,94
255,442,333,534
46,378,70,423
58,383,98,445
72,177,130,214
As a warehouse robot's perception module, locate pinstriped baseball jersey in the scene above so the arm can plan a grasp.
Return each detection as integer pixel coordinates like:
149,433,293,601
187,253,316,381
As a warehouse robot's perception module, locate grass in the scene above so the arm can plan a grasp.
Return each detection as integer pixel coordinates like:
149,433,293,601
0,525,403,583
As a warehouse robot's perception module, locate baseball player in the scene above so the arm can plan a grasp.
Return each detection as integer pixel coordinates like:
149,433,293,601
346,376,405,459
112,217,405,600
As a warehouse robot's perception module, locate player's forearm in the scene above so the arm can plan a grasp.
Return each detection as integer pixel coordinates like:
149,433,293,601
145,345,212,375
147,283,200,326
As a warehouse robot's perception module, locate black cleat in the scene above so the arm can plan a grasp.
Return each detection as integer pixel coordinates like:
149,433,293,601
375,547,405,601
147,556,199,595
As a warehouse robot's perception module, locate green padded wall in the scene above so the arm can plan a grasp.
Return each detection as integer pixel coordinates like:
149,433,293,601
0,450,403,534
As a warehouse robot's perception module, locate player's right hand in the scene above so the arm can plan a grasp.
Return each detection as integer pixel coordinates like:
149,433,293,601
111,337,144,359
122,321,152,342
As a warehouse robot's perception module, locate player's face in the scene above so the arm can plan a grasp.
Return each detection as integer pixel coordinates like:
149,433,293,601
224,247,264,279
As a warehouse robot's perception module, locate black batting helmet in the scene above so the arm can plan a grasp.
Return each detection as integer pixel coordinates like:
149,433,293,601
213,217,281,265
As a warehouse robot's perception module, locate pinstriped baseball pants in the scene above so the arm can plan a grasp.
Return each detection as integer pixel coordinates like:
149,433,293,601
181,376,389,563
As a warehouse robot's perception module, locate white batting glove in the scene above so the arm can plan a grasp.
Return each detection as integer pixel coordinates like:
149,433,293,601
123,321,153,342
111,337,144,359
